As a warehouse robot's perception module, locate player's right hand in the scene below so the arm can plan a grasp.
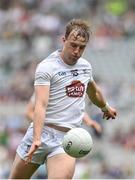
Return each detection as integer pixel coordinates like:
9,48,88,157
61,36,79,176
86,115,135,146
25,140,41,164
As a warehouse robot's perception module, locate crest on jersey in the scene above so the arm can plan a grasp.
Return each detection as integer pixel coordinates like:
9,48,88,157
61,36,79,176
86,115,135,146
66,80,85,97
70,69,78,77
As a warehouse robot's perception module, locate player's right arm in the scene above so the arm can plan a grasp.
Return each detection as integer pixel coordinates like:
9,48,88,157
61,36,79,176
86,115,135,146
26,85,50,163
25,101,34,122
33,85,50,142
25,59,52,163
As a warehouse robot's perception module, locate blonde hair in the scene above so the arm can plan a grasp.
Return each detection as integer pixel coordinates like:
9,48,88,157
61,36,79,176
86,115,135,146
65,19,91,41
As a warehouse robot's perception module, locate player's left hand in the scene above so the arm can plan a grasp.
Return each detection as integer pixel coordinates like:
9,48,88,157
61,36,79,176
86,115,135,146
91,121,102,133
102,106,117,120
25,140,41,164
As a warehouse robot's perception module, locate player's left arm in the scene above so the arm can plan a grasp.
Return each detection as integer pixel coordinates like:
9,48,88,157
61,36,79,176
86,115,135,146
83,112,102,133
86,80,117,120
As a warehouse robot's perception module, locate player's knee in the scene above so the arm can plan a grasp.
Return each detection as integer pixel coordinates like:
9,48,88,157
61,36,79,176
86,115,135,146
48,171,74,179
66,173,74,179
48,174,73,179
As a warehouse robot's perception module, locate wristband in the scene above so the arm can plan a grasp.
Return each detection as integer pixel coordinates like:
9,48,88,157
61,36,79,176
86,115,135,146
101,102,109,112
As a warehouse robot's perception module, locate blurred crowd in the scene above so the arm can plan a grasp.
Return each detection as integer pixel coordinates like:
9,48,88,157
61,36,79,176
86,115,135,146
0,0,135,179
0,0,135,102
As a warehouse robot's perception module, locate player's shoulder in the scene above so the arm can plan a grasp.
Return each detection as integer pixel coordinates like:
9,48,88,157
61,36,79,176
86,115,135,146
36,50,59,70
79,57,92,69
41,50,59,64
30,93,35,103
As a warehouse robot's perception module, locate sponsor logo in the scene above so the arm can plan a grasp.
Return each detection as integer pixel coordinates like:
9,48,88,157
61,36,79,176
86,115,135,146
58,71,67,76
79,149,90,154
66,80,85,97
25,144,31,153
66,141,72,150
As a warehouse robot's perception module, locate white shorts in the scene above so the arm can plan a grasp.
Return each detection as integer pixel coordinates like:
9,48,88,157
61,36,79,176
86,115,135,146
17,126,66,165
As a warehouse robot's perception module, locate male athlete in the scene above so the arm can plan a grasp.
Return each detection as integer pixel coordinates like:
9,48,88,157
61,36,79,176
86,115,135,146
9,19,117,179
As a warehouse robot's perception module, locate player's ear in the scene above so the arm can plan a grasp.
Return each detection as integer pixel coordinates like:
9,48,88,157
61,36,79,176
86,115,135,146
62,36,66,42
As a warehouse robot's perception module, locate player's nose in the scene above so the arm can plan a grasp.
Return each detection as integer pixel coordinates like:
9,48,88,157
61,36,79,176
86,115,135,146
74,47,80,55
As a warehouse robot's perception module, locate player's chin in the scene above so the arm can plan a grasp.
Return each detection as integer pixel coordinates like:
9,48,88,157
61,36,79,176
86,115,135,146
71,57,80,64
70,59,78,65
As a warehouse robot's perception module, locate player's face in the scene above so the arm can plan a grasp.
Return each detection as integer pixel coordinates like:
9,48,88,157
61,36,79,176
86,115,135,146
61,30,88,65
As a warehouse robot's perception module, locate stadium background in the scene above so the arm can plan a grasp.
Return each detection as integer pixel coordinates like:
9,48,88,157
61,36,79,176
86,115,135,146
0,0,135,178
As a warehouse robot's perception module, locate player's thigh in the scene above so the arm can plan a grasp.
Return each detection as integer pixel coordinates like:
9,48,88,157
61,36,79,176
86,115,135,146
9,153,40,179
47,153,76,179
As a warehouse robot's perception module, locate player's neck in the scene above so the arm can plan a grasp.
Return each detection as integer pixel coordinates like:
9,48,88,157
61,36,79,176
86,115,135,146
60,51,76,66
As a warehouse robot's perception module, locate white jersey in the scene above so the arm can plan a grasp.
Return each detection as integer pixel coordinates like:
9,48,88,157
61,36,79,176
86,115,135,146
30,93,35,104
34,50,93,128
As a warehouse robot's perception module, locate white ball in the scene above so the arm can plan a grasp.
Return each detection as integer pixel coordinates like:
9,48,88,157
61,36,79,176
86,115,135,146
62,128,93,158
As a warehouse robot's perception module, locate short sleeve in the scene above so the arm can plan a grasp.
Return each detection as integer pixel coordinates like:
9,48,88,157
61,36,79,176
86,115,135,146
88,62,94,83
30,93,35,103
89,75,94,82
34,61,52,86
